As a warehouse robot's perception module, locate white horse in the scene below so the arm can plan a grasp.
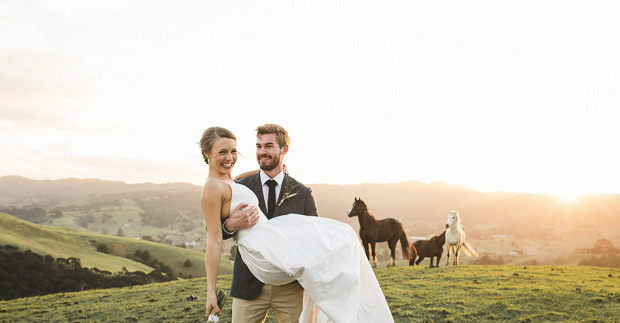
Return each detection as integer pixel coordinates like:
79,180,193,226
445,210,478,265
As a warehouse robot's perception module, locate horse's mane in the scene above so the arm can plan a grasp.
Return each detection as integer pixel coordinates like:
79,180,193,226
449,210,467,230
356,198,376,219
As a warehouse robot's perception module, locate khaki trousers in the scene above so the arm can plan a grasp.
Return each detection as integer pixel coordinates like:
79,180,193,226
232,282,304,323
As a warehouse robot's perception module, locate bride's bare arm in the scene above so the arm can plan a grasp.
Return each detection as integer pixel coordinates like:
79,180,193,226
201,181,225,318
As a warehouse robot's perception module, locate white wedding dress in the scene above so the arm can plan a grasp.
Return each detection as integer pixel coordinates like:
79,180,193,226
219,180,394,323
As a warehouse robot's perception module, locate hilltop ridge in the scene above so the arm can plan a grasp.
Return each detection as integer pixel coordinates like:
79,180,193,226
0,175,198,203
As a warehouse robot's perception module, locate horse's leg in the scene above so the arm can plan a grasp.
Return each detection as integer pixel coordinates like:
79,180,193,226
429,256,434,268
445,245,451,266
392,239,399,266
387,240,397,267
454,244,461,265
371,242,378,267
416,256,424,266
436,253,442,267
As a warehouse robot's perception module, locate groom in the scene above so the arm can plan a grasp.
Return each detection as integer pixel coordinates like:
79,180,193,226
222,124,319,322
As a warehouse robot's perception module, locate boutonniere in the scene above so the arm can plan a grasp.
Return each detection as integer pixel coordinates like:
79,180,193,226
278,182,299,206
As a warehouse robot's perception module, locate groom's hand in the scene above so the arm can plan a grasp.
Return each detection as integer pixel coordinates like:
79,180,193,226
225,203,260,232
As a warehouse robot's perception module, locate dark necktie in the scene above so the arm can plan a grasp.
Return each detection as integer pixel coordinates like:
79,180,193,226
266,179,277,218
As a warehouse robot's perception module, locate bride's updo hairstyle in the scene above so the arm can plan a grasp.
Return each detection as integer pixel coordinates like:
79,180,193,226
199,127,236,164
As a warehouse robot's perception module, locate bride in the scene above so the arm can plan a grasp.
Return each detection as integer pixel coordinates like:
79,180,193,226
201,126,394,322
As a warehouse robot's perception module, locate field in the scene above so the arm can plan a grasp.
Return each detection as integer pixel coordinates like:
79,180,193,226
47,199,209,253
1,265,619,322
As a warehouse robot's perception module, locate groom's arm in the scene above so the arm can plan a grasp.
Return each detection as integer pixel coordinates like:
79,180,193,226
233,169,259,181
221,204,260,240
303,186,319,217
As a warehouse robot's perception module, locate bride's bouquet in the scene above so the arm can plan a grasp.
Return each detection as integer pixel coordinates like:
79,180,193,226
207,289,228,323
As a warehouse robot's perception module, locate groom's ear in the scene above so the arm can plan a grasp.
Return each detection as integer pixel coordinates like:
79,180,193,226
281,144,289,154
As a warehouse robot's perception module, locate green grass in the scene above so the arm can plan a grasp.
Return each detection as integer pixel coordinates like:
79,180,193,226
56,228,216,278
0,212,150,273
0,213,232,277
48,200,165,238
1,265,619,322
380,265,620,322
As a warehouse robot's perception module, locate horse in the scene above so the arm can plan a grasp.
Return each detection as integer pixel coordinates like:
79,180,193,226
445,210,478,265
409,231,445,268
347,197,409,267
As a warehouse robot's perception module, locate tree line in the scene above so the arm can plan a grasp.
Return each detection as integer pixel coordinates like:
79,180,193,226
576,238,620,268
0,245,176,301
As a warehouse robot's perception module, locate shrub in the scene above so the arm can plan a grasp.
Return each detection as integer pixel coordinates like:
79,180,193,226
97,244,109,254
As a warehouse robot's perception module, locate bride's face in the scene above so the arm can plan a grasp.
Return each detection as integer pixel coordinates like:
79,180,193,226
208,137,238,175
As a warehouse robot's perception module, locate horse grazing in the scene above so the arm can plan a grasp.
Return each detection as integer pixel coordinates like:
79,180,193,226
445,210,479,265
409,231,445,268
347,198,409,267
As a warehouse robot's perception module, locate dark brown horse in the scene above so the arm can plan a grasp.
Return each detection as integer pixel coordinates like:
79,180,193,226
409,231,445,268
347,198,409,267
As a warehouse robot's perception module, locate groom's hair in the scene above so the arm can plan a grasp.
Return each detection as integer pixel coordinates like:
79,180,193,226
256,124,290,148
199,127,236,164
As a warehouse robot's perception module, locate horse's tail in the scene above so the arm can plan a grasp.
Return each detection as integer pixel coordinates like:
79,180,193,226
461,240,479,257
400,232,410,259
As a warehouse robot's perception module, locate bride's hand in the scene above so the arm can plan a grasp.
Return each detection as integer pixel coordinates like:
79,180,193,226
206,292,221,318
283,164,289,175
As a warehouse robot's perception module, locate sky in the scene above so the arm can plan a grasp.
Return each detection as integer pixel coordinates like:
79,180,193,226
1,1,619,199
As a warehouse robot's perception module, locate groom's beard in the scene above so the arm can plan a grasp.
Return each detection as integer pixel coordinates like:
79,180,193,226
258,152,282,171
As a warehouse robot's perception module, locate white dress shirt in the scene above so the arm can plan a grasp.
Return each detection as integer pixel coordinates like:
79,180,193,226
260,170,284,210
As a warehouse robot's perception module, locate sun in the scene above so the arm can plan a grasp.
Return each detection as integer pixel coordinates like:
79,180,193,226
552,188,586,202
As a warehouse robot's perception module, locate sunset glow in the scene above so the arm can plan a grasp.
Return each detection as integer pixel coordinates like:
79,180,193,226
1,1,619,197
552,190,587,203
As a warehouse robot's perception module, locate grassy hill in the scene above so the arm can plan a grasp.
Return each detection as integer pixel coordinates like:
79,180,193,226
1,265,618,322
0,212,150,273
0,213,231,278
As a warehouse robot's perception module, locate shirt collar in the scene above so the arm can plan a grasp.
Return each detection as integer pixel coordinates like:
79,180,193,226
260,170,285,186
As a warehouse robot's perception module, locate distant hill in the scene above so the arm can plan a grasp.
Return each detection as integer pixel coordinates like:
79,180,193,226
0,212,229,278
3,175,620,237
310,180,518,233
0,175,198,204
1,175,517,233
2,175,619,265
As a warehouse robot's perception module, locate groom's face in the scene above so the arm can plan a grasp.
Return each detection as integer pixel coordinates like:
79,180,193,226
256,133,288,171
